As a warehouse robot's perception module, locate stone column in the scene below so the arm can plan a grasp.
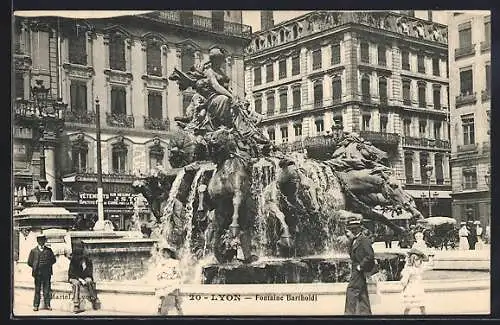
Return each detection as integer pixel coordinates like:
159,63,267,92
43,142,57,200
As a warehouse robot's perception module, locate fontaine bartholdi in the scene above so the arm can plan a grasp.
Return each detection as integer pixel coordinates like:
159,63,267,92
132,46,423,284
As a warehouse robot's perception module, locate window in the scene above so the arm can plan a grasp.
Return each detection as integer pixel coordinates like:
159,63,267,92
254,97,262,114
294,123,302,137
68,29,87,65
403,119,411,136
292,87,301,110
267,93,275,116
268,128,275,143
403,80,411,106
314,81,323,107
360,42,369,63
401,50,410,70
149,144,164,170
180,11,194,25
404,152,414,183
463,168,477,189
279,59,287,79
434,121,441,139
279,91,287,113
332,77,342,103
459,24,472,49
72,145,88,172
15,73,24,99
254,67,261,86
362,115,371,131
433,86,441,109
146,41,162,76
418,82,426,108
378,46,386,66
182,92,193,116
312,49,322,70
420,153,429,184
109,33,126,71
417,54,425,73
212,11,224,32
148,92,163,119
315,119,324,134
379,77,387,105
485,20,491,42
460,69,473,95
266,63,274,83
111,87,126,115
485,64,491,92
462,115,475,145
333,115,343,129
292,55,300,75
361,76,370,103
292,25,298,39
419,120,427,137
280,126,289,143
331,43,340,65
432,57,440,76
181,49,195,72
435,154,444,184
280,30,285,43
70,81,88,112
380,115,388,133
112,142,128,173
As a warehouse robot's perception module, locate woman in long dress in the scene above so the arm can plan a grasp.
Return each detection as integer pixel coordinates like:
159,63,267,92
458,223,470,250
475,221,484,250
400,248,434,314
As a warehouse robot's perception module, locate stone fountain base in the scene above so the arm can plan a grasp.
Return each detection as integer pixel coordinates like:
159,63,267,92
202,253,406,284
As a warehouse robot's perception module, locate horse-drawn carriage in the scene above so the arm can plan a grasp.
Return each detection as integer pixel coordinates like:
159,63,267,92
417,217,458,250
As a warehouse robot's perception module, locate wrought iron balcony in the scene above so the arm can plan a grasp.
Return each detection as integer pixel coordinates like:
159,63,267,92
455,92,477,107
480,41,490,52
14,98,66,121
418,65,425,74
454,45,476,60
379,96,388,106
457,143,478,153
403,98,412,106
14,99,38,118
267,109,275,117
402,63,410,70
106,112,135,128
64,110,96,124
143,11,252,38
481,89,490,102
403,137,450,149
144,116,170,131
359,131,400,146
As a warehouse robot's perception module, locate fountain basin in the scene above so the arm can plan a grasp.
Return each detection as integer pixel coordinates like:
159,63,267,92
202,253,406,284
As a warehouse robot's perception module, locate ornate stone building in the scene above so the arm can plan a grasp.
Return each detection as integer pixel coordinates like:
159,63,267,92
448,11,491,225
244,11,452,217
13,11,251,228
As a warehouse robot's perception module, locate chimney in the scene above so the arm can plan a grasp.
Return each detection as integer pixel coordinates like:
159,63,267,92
261,11,274,31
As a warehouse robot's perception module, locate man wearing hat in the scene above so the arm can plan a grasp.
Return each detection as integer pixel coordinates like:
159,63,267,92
466,220,478,250
68,246,101,313
27,233,57,311
344,219,375,315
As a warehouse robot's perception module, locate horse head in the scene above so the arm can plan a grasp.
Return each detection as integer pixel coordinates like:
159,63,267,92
385,178,424,220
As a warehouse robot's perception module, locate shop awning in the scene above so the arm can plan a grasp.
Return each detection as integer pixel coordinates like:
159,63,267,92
13,11,155,19
406,190,451,199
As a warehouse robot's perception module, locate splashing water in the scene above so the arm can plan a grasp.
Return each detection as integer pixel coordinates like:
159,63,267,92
160,168,186,243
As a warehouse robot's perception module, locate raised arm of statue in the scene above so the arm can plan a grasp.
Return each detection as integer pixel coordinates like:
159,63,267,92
205,68,235,100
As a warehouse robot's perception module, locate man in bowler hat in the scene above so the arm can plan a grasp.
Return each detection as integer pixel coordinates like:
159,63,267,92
27,234,57,311
344,219,375,315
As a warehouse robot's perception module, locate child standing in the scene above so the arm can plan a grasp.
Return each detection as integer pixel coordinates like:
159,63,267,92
400,248,433,315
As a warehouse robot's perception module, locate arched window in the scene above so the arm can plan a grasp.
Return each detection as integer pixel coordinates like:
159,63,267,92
71,135,88,173
181,47,196,72
379,77,388,105
109,31,126,71
149,139,164,170
146,38,162,76
361,75,371,103
111,140,128,173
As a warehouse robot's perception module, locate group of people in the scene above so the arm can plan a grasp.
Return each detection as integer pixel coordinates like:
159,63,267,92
458,220,486,250
344,219,434,315
27,234,101,313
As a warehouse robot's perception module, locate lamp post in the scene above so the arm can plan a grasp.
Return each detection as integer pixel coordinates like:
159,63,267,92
92,98,106,231
421,164,434,217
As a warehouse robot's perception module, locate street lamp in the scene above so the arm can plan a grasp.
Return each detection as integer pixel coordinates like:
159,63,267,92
423,164,434,217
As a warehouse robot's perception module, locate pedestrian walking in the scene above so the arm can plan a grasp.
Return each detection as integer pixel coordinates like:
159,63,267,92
467,221,477,250
474,221,484,250
27,234,57,311
344,219,375,315
68,247,101,313
400,248,433,315
458,222,469,250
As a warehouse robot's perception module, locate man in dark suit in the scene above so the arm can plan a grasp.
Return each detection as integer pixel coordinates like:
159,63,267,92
27,234,57,311
68,247,101,313
344,219,375,315
467,221,478,250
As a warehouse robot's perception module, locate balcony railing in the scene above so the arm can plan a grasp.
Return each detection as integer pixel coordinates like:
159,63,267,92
379,96,388,106
279,71,287,79
403,137,450,149
454,45,476,59
480,41,490,52
362,95,371,104
279,106,287,114
106,112,135,128
481,89,490,102
144,116,170,131
402,63,410,70
14,99,37,117
418,65,425,74
457,143,478,152
314,100,323,108
359,131,400,146
463,182,478,190
146,11,252,38
64,110,96,124
455,92,477,107
403,98,412,106
267,109,275,117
